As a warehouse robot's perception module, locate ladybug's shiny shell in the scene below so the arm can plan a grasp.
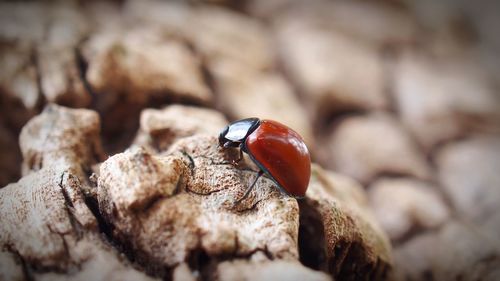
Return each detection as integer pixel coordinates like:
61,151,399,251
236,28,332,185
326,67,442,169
219,118,311,198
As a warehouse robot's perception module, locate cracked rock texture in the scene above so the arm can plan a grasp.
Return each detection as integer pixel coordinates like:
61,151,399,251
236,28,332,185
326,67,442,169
1,104,390,280
1,0,500,280
0,105,155,281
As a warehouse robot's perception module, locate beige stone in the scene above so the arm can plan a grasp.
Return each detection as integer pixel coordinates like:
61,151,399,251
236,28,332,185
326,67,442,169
303,165,392,279
369,178,450,240
97,105,390,279
125,1,274,71
394,52,500,150
83,26,212,105
393,221,500,281
0,44,40,110
217,260,331,281
275,8,387,117
98,139,301,267
38,47,91,107
436,136,500,223
134,105,228,152
0,2,46,43
0,3,91,109
19,104,104,177
328,114,430,184
0,250,24,281
0,105,157,281
271,0,416,45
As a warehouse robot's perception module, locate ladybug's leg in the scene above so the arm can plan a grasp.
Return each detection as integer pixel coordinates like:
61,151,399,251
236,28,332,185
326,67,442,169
232,148,244,165
234,170,264,204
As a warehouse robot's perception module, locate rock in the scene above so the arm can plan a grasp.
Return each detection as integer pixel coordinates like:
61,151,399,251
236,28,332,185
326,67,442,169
172,263,197,281
301,165,392,280
0,2,46,43
0,250,24,281
125,1,273,71
97,140,301,268
0,105,156,281
38,4,90,107
38,47,91,107
270,0,416,46
42,4,89,50
134,105,228,153
83,26,212,106
81,24,213,151
368,178,450,240
404,0,478,59
131,1,274,70
394,52,500,150
19,104,104,178
33,239,159,281
0,44,40,112
0,2,91,109
186,6,274,72
244,0,301,19
95,143,392,279
0,3,94,187
480,213,500,253
95,103,390,279
393,221,500,281
217,260,331,281
327,114,430,184
436,136,500,224
274,8,388,118
83,1,122,32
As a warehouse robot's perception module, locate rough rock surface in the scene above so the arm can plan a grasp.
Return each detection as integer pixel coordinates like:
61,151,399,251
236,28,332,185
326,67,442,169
327,114,430,184
394,52,500,150
216,260,330,281
19,104,104,177
368,178,450,240
134,104,228,153
275,16,387,118
393,221,500,281
303,166,391,279
1,105,391,280
1,1,500,280
82,26,212,106
0,105,156,281
436,136,500,225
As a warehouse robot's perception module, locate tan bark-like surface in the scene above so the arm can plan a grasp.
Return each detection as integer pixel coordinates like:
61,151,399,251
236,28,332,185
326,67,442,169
1,105,391,280
1,1,500,280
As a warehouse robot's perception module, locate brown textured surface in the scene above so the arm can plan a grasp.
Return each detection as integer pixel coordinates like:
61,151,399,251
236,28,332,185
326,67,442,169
1,105,390,280
1,0,500,280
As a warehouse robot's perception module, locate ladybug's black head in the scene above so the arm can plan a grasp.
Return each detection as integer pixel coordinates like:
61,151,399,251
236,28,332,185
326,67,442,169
218,125,236,148
218,118,261,149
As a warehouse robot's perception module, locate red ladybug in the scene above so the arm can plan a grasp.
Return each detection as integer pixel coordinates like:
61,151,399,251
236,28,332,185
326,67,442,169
219,118,311,202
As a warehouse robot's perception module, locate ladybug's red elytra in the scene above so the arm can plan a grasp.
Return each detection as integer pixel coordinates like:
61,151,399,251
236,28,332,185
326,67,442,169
219,118,311,203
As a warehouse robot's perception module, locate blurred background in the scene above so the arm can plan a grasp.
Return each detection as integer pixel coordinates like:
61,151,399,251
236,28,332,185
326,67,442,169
1,0,499,280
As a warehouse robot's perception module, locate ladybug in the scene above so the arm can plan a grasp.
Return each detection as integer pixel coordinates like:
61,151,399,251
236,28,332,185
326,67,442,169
219,118,311,203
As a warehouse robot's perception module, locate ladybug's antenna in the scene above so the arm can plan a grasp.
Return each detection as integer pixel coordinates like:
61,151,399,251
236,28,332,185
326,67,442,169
234,170,264,204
